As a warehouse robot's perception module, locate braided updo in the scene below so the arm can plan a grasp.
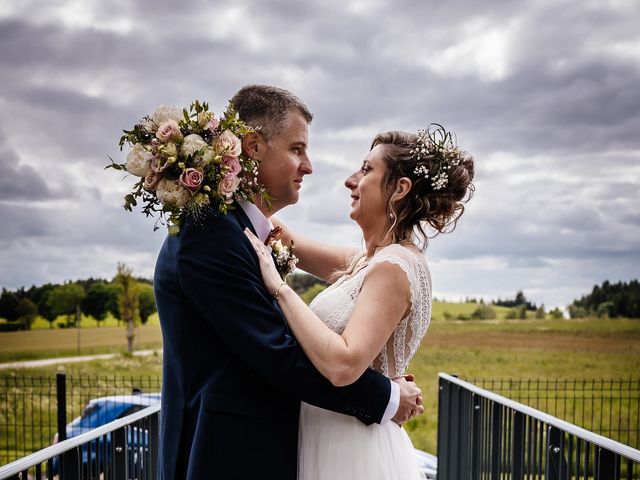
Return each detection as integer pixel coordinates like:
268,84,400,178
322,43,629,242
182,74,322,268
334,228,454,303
372,129,475,250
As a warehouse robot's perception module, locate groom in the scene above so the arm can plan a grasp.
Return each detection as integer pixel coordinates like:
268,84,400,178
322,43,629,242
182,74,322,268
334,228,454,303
154,84,423,479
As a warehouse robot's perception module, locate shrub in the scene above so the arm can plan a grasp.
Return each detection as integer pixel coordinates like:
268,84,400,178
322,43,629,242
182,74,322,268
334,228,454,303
471,303,497,320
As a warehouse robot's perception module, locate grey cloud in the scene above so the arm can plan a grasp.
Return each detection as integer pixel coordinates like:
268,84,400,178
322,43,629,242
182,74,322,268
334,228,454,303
0,0,638,308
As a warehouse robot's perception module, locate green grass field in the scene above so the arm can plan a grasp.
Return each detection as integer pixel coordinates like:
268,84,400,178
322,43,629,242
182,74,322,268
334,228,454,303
1,306,639,457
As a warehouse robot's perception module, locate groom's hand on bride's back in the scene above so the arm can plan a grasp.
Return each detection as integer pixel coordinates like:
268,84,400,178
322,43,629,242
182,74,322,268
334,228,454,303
391,374,424,425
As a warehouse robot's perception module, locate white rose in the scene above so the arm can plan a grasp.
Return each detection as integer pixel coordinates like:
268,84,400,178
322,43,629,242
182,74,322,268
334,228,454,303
213,130,242,157
181,134,208,158
155,178,191,208
126,143,154,177
151,105,183,125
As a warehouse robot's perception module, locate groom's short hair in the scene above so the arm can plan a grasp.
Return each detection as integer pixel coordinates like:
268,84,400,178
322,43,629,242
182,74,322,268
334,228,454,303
230,85,313,142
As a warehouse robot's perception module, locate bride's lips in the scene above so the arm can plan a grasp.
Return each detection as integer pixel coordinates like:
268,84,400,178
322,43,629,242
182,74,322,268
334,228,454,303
350,195,359,206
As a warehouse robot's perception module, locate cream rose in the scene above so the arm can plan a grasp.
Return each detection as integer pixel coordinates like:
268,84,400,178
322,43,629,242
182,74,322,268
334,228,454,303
151,105,182,125
213,130,242,157
181,134,208,158
217,174,241,202
155,178,191,207
197,111,212,128
156,120,183,143
179,168,204,191
126,143,154,177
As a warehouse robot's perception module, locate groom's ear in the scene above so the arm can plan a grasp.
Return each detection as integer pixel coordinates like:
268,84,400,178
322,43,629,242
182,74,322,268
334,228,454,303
243,132,263,159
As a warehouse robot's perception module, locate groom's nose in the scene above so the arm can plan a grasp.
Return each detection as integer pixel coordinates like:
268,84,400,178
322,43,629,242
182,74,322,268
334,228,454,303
300,155,313,175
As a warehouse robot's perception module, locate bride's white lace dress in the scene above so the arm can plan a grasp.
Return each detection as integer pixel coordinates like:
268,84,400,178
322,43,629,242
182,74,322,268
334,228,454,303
298,244,432,480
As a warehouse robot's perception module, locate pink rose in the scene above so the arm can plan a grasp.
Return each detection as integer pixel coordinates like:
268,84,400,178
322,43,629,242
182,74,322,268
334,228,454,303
180,168,204,191
156,120,183,143
217,173,241,202
143,170,162,191
208,117,220,132
213,129,242,157
221,155,241,177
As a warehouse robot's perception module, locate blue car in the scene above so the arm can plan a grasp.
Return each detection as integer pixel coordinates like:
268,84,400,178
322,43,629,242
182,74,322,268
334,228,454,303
52,392,161,476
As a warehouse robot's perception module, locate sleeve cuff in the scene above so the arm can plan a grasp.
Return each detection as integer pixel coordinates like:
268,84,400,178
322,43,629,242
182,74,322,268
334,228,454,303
380,379,400,424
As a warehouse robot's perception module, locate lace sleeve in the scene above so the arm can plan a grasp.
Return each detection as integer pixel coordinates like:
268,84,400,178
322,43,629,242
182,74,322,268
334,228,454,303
367,245,432,377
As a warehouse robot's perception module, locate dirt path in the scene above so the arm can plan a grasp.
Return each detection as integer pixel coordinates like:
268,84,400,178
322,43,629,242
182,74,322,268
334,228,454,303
0,349,161,370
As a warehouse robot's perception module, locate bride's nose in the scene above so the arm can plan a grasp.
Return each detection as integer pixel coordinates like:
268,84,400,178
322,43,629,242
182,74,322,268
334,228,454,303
344,171,359,190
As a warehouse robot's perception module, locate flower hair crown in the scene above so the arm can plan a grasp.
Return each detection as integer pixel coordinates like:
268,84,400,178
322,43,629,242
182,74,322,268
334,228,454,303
106,100,270,234
411,123,466,191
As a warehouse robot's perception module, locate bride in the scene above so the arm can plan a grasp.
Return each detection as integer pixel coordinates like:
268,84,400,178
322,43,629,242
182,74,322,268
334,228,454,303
245,126,475,479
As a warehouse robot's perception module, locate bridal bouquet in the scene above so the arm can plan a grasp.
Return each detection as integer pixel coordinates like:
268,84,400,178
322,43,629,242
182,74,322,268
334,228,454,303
107,100,268,234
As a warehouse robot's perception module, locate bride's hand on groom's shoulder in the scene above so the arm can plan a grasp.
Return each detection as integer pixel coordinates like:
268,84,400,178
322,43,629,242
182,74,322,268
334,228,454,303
244,228,285,295
391,374,424,426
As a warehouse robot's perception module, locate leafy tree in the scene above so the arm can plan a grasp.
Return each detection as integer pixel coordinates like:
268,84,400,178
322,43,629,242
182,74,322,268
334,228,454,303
82,282,114,326
535,305,546,319
114,264,140,353
38,288,58,328
549,307,564,320
0,288,20,322
596,301,614,319
17,297,38,329
137,283,157,324
571,279,639,318
46,283,86,327
494,291,537,311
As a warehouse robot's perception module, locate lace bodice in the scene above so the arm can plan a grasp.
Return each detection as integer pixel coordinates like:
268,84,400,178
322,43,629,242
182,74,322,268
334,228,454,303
309,244,432,378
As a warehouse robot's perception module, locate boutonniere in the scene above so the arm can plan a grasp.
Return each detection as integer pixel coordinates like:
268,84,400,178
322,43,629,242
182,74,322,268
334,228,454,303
264,227,298,279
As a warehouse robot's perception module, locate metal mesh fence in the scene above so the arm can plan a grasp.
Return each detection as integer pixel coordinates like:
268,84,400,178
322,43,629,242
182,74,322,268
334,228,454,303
0,374,161,466
467,378,640,449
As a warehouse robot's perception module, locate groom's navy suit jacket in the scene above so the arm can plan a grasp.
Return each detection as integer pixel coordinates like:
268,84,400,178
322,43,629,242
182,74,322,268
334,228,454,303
154,205,391,479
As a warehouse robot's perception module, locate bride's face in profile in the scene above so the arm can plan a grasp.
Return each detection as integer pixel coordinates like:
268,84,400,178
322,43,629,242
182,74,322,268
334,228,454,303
344,144,389,229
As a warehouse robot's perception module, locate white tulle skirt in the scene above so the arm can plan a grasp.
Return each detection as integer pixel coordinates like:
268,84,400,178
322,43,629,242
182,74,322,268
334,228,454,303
298,402,424,480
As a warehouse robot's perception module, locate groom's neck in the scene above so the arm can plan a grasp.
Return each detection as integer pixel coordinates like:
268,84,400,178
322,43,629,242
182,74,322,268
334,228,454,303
252,194,282,219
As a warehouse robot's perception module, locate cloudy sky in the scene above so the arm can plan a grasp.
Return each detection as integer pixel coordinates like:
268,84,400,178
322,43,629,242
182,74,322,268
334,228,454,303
0,0,638,309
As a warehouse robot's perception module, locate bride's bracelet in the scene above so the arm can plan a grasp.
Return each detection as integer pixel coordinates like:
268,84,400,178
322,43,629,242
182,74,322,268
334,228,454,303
273,281,288,302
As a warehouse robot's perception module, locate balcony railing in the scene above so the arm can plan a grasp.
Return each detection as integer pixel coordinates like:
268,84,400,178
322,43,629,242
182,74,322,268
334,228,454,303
437,373,640,480
0,403,160,480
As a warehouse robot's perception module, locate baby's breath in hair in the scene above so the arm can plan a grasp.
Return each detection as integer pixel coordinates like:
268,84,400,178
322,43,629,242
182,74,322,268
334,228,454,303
410,123,466,191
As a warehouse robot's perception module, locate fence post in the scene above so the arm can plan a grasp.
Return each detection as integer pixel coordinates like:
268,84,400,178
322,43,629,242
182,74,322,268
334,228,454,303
437,376,450,480
491,402,502,480
546,426,568,480
596,447,619,479
56,373,67,442
471,394,481,480
149,411,160,480
113,426,128,479
512,411,525,480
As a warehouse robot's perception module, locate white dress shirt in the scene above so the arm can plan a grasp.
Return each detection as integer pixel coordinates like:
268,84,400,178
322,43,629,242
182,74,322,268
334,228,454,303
238,201,400,423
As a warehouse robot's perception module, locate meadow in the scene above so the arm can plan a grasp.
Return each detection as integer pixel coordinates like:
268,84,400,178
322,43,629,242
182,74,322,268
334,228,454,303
1,305,638,456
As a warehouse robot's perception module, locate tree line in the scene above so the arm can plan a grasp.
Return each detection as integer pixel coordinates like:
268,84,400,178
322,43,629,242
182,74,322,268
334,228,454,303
569,279,639,318
0,264,156,333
